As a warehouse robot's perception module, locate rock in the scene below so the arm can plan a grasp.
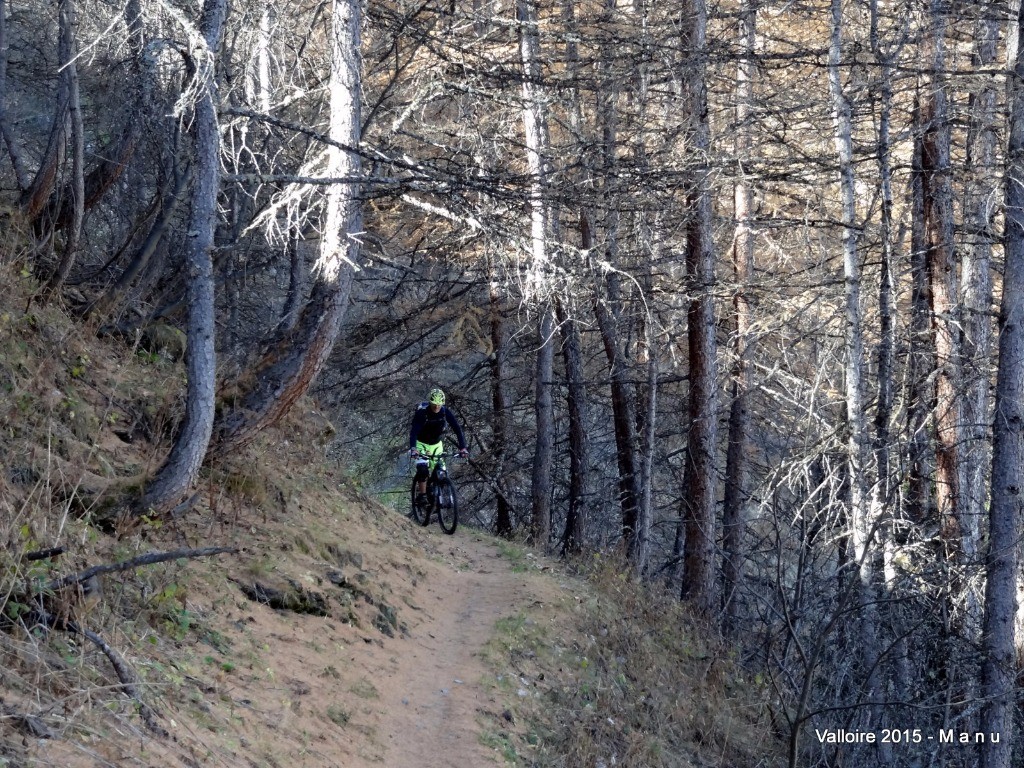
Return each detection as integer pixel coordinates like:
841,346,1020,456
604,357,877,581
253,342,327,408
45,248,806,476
374,603,398,637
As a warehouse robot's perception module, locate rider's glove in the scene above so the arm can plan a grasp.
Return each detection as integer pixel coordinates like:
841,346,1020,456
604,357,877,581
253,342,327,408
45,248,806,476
409,449,419,458
458,448,469,458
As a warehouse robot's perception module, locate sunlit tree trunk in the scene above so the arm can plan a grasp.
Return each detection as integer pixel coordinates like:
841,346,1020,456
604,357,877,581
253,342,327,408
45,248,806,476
961,5,999,634
827,1,888,759
212,0,363,456
517,0,555,545
869,0,911,700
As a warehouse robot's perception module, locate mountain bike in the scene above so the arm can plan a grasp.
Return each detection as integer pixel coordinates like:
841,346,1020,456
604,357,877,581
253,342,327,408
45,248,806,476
410,452,460,534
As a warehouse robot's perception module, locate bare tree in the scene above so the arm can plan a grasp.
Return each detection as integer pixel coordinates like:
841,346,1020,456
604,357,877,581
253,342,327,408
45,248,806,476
0,0,28,189
961,4,999,616
722,0,757,633
135,0,228,516
678,0,719,616
980,10,1023,766
922,0,970,560
489,258,514,538
826,0,887,758
517,0,555,545
557,294,589,555
42,0,84,295
212,0,364,456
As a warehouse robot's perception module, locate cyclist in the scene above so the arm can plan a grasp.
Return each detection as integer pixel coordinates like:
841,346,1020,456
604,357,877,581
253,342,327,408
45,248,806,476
409,388,468,509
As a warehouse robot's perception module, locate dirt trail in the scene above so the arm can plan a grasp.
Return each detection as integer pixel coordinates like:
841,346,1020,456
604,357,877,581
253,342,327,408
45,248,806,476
349,535,549,768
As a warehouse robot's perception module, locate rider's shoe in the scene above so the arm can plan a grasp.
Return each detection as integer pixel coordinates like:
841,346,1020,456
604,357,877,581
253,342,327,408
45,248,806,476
415,493,428,508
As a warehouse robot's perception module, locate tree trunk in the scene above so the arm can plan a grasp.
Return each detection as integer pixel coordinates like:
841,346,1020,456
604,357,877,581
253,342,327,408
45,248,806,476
960,4,999,636
722,0,756,633
679,0,719,617
979,11,1024,765
135,0,227,516
41,0,148,232
20,5,72,222
921,0,969,561
531,309,554,545
275,223,305,334
592,269,642,544
907,101,934,528
489,257,513,538
42,0,85,295
632,210,657,576
869,0,911,700
517,0,553,300
0,0,29,190
87,162,192,319
211,0,363,457
517,0,556,546
557,295,589,556
827,1,888,759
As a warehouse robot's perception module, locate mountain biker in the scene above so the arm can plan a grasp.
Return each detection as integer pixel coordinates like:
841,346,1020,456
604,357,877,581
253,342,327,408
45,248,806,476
409,388,468,508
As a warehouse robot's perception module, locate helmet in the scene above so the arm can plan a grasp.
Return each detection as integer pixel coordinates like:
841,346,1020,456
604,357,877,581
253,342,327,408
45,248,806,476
428,388,446,405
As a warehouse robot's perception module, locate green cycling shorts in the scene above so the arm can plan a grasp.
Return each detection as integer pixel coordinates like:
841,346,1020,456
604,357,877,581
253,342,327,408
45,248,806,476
415,441,444,473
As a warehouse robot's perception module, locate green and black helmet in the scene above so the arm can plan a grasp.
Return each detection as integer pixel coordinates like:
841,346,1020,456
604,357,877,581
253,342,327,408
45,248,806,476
428,388,446,405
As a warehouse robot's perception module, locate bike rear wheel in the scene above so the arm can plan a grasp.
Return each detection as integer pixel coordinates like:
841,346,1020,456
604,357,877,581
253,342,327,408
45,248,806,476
436,478,458,534
411,477,429,526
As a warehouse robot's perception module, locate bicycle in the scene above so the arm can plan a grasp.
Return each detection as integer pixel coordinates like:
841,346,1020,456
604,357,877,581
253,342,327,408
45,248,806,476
410,452,460,534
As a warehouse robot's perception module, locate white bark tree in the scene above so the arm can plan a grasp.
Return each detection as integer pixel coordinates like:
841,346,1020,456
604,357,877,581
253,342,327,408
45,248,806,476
517,0,556,545
212,0,364,456
826,0,888,759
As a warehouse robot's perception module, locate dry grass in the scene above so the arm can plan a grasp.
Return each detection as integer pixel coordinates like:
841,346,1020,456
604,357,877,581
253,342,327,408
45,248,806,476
480,553,784,768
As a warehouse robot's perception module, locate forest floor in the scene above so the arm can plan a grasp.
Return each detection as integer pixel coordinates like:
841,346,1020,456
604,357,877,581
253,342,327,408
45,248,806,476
0,267,779,767
3,464,578,768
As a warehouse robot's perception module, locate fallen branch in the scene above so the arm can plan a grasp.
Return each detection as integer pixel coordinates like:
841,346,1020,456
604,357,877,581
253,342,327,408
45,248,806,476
46,546,237,592
23,546,66,562
16,603,167,737
75,623,167,737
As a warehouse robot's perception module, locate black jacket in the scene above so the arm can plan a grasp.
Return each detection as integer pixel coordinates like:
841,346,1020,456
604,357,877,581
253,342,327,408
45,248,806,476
408,403,467,449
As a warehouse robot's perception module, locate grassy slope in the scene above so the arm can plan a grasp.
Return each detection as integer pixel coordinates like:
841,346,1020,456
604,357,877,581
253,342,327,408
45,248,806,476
0,264,781,767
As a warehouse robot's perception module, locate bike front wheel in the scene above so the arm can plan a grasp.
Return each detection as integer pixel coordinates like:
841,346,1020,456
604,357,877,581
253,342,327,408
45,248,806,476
411,477,429,526
436,478,458,534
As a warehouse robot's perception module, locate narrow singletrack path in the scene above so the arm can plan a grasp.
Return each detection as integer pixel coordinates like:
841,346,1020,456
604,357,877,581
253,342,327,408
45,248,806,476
348,535,550,767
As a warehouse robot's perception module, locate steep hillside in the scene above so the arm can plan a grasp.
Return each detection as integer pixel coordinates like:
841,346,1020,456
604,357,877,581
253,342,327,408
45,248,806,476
0,266,780,767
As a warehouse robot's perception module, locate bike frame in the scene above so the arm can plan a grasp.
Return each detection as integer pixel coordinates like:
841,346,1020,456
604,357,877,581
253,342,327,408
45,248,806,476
411,451,462,534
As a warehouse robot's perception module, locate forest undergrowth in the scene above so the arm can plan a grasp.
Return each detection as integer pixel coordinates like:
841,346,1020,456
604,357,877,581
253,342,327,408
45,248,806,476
0,258,780,766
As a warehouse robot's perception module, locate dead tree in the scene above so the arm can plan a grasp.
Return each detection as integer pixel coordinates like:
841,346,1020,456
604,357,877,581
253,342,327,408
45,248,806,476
135,0,228,516
211,0,364,456
679,0,720,616
979,8,1024,766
